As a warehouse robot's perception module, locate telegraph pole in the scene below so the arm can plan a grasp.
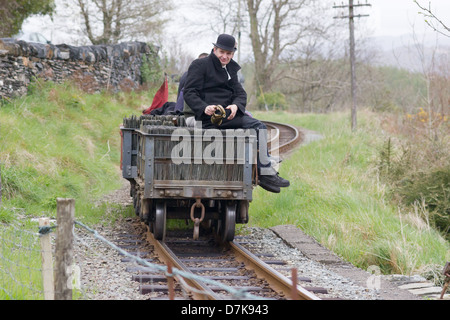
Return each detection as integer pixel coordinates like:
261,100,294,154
333,1,371,131
237,0,241,63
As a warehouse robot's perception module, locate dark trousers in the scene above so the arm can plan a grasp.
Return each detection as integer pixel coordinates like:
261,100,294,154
200,113,271,171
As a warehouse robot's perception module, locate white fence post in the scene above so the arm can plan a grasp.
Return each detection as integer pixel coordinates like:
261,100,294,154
39,217,54,300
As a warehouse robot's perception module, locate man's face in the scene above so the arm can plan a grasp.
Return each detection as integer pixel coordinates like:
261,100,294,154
213,47,235,66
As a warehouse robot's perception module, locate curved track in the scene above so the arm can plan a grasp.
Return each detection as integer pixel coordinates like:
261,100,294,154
263,121,304,156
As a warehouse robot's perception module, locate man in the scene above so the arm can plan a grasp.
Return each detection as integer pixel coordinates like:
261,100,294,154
183,34,289,193
175,53,208,112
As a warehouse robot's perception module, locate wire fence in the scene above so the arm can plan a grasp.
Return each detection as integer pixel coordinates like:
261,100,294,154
0,199,265,300
0,219,46,299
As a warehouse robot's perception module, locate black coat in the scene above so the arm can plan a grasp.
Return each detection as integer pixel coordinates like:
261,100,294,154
183,49,247,123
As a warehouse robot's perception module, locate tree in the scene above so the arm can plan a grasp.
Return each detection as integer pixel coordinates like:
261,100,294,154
67,0,173,45
414,0,450,37
245,0,323,93
0,0,55,37
199,0,242,36
190,0,347,110
191,0,326,94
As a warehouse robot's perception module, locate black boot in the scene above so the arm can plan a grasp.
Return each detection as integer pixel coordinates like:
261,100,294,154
258,171,290,193
258,176,281,193
276,172,290,187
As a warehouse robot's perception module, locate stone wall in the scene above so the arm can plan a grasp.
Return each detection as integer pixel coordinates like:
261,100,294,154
0,39,154,99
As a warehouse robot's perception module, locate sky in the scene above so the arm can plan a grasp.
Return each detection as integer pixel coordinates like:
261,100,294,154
156,0,450,58
20,0,450,57
369,0,450,37
166,0,450,58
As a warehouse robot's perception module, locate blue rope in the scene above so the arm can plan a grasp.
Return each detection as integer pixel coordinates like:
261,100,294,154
74,220,267,300
38,225,57,235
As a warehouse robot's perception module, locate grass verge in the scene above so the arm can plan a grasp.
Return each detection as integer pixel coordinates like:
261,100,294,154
0,80,155,223
249,110,449,275
0,82,447,298
0,80,153,299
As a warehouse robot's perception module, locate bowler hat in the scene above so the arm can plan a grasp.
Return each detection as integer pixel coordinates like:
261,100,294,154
213,34,237,52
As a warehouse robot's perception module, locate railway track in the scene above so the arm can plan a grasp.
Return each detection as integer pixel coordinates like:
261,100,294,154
264,121,303,156
116,225,325,300
146,229,322,300
112,121,328,300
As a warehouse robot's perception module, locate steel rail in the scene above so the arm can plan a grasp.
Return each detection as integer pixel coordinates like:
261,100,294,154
145,227,221,300
140,121,316,300
263,121,303,155
146,226,322,300
229,241,322,300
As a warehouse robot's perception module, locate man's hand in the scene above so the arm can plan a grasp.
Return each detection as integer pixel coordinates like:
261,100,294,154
205,104,237,120
204,105,217,116
226,104,238,120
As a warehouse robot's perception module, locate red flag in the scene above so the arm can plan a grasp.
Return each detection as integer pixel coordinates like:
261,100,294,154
143,76,168,114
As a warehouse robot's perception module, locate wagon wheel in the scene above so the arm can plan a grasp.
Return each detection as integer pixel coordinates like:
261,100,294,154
153,201,167,240
218,201,236,242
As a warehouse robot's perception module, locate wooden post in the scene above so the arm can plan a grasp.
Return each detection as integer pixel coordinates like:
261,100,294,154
167,262,175,300
440,262,450,299
39,218,54,300
54,198,75,300
332,1,371,131
291,268,299,300
349,0,357,131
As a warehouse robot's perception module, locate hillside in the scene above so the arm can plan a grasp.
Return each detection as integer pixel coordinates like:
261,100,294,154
0,80,155,223
0,81,448,278
368,33,450,72
250,110,448,275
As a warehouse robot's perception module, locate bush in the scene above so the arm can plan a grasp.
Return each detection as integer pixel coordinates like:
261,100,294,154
377,110,449,239
257,91,288,110
140,44,163,86
396,166,450,236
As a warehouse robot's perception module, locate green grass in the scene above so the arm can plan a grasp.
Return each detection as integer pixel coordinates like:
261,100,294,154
0,80,156,299
0,82,448,299
249,110,449,274
0,219,45,300
0,80,156,222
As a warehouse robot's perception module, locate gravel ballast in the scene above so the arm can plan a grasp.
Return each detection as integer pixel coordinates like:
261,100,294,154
72,181,423,300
